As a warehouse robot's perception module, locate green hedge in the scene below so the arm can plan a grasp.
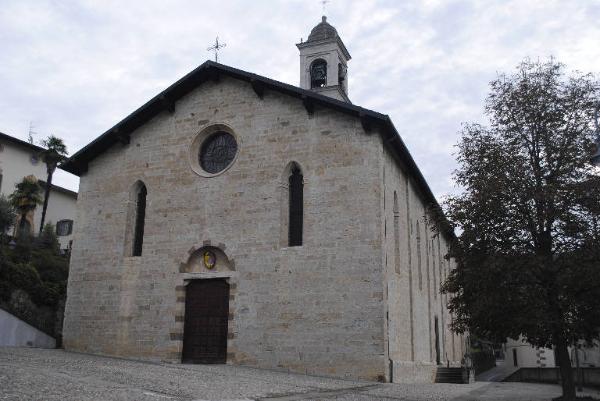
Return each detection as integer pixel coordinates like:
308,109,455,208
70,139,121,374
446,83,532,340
0,226,69,339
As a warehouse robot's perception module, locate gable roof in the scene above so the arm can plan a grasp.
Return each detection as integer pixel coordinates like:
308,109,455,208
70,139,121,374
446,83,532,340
61,60,454,239
39,180,78,199
0,131,45,153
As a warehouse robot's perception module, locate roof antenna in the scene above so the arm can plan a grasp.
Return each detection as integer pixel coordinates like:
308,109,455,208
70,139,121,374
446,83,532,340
207,36,227,63
27,121,37,144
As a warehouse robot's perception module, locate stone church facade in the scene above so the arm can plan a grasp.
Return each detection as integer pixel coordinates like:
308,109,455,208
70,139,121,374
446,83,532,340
62,17,465,382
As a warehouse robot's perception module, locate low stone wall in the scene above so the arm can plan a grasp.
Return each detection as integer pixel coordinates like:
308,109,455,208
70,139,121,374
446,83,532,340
505,367,600,388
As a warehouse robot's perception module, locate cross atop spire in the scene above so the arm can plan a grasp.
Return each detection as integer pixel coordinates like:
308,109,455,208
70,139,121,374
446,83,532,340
207,36,226,63
320,0,329,15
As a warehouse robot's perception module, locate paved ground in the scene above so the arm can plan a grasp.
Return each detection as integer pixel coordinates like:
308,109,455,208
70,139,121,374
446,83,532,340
476,360,519,382
1,348,599,401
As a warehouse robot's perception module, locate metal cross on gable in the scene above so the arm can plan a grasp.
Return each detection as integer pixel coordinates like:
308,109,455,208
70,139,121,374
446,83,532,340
207,36,226,63
320,0,330,15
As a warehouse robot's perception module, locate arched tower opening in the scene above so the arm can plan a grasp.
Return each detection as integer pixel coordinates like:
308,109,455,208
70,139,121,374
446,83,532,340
310,59,327,88
297,16,351,102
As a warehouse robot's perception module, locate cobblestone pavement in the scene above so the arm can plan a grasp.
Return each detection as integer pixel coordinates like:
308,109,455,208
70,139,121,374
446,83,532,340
1,348,599,401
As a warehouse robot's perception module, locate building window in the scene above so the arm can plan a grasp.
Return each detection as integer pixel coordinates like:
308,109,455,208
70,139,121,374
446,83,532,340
432,239,437,298
288,166,303,246
310,59,327,88
338,63,347,86
199,131,238,174
56,219,73,236
417,220,422,290
393,191,400,274
132,183,147,257
189,124,239,177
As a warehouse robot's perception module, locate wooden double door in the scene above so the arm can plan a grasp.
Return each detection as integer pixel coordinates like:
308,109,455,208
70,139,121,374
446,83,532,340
182,279,229,364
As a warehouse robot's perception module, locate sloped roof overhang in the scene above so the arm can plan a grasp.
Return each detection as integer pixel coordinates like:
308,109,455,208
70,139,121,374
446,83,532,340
296,36,351,60
61,61,455,240
0,132,45,153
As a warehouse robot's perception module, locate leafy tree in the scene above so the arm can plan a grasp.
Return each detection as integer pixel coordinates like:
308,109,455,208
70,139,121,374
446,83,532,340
1,223,69,337
31,226,68,307
0,195,17,261
9,175,43,237
0,195,16,246
440,59,600,400
0,195,16,233
38,135,68,233
36,223,60,253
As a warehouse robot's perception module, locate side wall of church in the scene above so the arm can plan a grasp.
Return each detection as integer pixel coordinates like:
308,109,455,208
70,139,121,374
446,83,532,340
62,75,387,380
379,144,466,383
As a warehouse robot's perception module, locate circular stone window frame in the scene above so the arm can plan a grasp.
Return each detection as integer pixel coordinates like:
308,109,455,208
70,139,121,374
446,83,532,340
189,123,241,178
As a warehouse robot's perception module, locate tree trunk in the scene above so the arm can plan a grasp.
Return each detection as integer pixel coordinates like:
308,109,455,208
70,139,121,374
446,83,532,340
39,171,53,234
19,212,28,235
555,334,576,401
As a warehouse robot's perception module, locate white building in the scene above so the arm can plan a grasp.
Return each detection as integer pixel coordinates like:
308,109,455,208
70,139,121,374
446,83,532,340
0,132,77,251
505,337,600,368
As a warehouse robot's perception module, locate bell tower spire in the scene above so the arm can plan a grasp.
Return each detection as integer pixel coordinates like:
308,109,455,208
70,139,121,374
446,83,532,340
296,16,351,103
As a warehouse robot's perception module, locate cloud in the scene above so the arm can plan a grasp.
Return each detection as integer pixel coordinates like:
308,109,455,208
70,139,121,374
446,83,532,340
0,0,598,196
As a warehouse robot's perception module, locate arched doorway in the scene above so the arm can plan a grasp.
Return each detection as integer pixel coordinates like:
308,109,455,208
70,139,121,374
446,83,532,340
182,279,230,364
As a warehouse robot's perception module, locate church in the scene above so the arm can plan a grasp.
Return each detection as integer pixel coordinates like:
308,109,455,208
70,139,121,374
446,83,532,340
62,16,466,383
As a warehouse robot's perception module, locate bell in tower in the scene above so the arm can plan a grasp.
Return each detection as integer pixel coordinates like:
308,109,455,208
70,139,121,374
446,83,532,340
297,16,351,103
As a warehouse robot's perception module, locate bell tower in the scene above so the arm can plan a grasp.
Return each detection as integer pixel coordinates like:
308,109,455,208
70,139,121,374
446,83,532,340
297,16,351,103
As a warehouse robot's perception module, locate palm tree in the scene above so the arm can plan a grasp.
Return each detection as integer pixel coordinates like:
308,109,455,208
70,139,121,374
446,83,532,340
38,135,68,233
9,175,43,236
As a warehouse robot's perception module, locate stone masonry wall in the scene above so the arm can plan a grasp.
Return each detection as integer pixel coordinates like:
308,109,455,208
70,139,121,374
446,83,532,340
62,75,386,381
380,145,465,383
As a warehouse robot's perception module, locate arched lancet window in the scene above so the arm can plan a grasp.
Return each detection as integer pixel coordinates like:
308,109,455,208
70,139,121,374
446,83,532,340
432,238,437,298
132,183,147,257
338,63,347,86
393,191,400,274
310,59,327,88
288,166,303,246
405,177,412,273
416,220,422,290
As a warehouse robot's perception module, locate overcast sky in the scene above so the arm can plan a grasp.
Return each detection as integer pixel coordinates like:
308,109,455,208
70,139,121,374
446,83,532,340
1,0,599,197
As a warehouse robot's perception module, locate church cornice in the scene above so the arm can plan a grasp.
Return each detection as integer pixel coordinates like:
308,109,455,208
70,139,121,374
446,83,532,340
296,36,351,61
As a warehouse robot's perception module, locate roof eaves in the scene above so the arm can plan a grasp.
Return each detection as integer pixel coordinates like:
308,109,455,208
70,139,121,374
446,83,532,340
296,37,351,60
59,61,454,239
0,132,45,153
377,117,456,240
38,180,78,199
61,61,383,174
61,60,216,174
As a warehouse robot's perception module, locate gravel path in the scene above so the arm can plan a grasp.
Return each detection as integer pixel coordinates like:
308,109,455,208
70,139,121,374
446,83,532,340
1,347,598,401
